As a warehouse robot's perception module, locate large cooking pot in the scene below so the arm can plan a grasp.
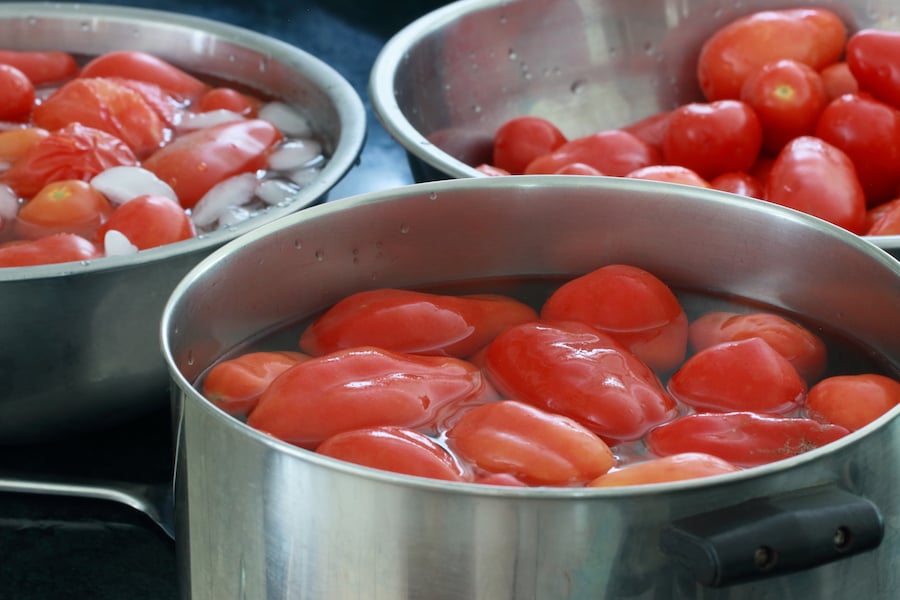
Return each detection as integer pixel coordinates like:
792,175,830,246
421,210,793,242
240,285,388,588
0,3,365,443
369,0,900,258
163,176,900,599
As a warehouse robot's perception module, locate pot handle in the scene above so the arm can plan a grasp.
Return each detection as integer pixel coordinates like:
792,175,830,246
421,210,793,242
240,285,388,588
659,484,883,587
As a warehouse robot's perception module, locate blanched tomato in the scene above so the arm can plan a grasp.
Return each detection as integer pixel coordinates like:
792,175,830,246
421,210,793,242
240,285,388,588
202,350,310,416
0,64,35,122
492,116,567,174
846,29,900,109
198,87,261,117
0,50,78,85
0,128,48,163
820,62,858,100
553,162,603,175
524,129,660,176
624,164,711,188
866,198,900,236
709,171,764,199
588,453,740,487
807,374,900,432
0,232,100,267
79,50,210,102
96,194,196,250
15,179,111,240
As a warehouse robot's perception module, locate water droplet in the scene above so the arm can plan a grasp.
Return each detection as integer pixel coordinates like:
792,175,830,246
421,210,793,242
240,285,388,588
428,191,438,200
499,15,508,24
186,351,195,366
258,59,268,73
399,223,410,234
80,21,92,32
314,248,325,261
26,16,37,26
472,104,482,114
570,79,587,94
293,239,302,250
507,49,517,61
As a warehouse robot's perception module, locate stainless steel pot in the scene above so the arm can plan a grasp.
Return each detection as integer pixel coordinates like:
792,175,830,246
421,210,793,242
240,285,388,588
163,176,900,599
369,0,900,257
0,3,366,443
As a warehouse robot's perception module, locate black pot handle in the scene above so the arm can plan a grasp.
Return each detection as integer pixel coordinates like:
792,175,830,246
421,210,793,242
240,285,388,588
660,484,884,587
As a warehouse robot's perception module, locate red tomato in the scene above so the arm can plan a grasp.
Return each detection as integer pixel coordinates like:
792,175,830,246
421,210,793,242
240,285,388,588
588,452,740,487
198,87,261,117
814,93,900,206
492,116,568,174
15,179,112,240
0,232,100,267
0,127,49,163
807,374,900,432
33,78,169,159
554,162,604,175
662,100,762,180
846,29,900,109
820,62,858,101
298,288,538,358
540,264,688,373
709,171,765,199
247,346,494,448
95,194,196,250
697,8,847,101
112,78,179,126
524,129,660,176
866,198,900,236
202,350,310,416
141,119,281,209
317,426,468,482
622,109,673,151
79,50,210,102
0,64,35,122
1,123,137,198
624,164,711,188
688,311,827,383
765,136,867,234
484,320,677,443
0,50,78,85
669,337,807,414
645,411,850,467
740,59,828,155
475,163,510,176
445,400,615,486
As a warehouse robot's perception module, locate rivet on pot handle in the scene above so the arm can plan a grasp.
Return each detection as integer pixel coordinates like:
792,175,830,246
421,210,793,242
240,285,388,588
660,485,884,587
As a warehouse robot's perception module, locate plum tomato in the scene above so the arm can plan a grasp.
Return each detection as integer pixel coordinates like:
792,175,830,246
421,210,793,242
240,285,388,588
820,62,858,101
739,59,828,155
541,264,688,373
317,426,468,482
669,337,807,414
765,136,867,234
846,29,900,110
96,194,196,251
697,8,846,101
202,350,310,416
587,452,740,487
1,123,138,198
645,411,850,467
624,164,711,188
662,100,762,180
491,116,568,174
445,399,615,486
807,374,900,432
814,93,900,206
0,232,100,267
198,87,262,117
475,163,510,176
484,320,677,443
709,171,765,199
866,198,900,236
298,288,538,359
688,311,827,383
246,346,495,449
622,109,673,151
0,50,78,85
554,162,604,175
79,50,210,102
524,129,660,176
15,179,112,240
33,78,169,159
0,127,48,164
141,118,282,209
0,64,35,122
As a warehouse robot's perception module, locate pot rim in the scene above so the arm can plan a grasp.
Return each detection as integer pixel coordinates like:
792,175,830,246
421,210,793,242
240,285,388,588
0,1,367,282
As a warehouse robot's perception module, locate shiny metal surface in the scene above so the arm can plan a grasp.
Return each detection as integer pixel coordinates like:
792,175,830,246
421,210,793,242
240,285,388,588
163,176,900,599
0,3,366,443
369,0,900,256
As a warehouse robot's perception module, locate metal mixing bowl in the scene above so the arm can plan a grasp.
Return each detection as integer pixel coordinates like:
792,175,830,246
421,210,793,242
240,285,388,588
369,0,900,256
0,2,366,443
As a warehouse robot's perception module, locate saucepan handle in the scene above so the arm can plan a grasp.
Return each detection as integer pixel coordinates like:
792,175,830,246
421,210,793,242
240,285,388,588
660,485,884,587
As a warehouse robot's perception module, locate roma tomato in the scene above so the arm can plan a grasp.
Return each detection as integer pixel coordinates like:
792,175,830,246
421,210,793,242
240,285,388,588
541,264,688,373
202,350,310,416
492,116,568,174
662,100,762,180
554,162,604,175
0,127,48,163
15,179,112,240
697,8,846,101
846,29,900,109
247,346,494,449
765,136,867,234
740,59,828,155
866,198,900,236
820,62,858,101
1,123,138,198
79,50,210,102
198,87,262,117
317,426,468,482
624,164,710,188
814,93,900,206
0,232,100,267
645,411,850,467
688,311,827,383
298,288,538,358
588,452,740,487
669,337,807,414
484,320,677,443
807,374,900,432
0,50,78,85
0,64,35,122
524,129,660,176
445,399,615,486
33,78,169,159
709,171,765,199
96,194,196,250
141,118,282,209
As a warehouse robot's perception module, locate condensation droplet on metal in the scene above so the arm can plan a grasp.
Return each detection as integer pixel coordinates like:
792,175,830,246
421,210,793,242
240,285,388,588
80,21,92,32
507,49,517,61
472,104,482,114
258,59,269,73
570,80,587,94
186,350,195,366
314,248,325,261
293,239,302,250
399,223,410,234
499,14,508,24
428,191,438,200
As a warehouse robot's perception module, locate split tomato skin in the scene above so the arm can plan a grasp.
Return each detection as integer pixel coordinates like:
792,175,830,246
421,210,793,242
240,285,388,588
202,350,310,417
491,116,567,174
846,29,900,110
588,452,740,488
0,232,100,267
298,288,538,359
807,374,900,432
